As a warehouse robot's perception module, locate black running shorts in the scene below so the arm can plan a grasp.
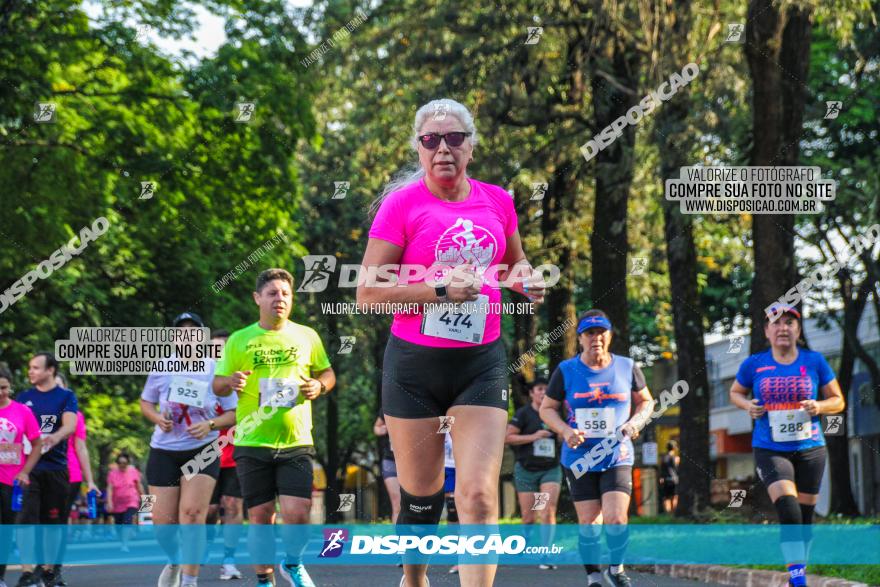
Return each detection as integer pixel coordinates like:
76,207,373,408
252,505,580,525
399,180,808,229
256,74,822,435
563,465,633,502
754,446,826,495
146,444,221,487
16,469,71,524
382,334,509,418
211,467,242,504
234,446,314,508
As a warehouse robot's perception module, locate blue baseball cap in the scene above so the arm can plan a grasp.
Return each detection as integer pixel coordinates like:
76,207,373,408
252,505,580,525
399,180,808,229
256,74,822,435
577,315,612,334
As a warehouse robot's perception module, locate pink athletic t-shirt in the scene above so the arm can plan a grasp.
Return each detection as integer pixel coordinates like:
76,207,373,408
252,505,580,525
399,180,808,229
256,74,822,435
0,400,42,486
66,411,87,483
368,177,518,347
107,466,141,512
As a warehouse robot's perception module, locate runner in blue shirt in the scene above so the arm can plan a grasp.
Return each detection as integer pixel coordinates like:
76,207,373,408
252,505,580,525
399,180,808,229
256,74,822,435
729,305,844,587
540,310,654,587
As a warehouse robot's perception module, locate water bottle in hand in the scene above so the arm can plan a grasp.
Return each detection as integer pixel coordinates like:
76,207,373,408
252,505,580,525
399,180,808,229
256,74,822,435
11,479,23,512
87,489,98,519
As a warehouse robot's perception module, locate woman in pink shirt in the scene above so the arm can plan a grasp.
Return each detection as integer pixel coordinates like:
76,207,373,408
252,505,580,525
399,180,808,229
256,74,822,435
358,98,545,587
0,365,43,586
106,453,144,551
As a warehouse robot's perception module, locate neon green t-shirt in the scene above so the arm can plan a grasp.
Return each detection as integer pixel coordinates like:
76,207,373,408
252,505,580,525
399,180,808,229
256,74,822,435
215,321,331,449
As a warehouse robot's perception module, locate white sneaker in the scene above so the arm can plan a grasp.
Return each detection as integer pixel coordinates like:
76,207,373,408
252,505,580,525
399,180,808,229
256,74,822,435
157,564,181,587
219,564,242,580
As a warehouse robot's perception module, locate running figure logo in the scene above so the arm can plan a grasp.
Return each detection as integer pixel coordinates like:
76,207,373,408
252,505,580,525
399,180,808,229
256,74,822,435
531,492,550,511
432,103,449,121
437,416,454,434
332,181,350,200
298,255,337,293
725,23,745,43
39,415,57,433
530,182,547,201
138,494,157,513
727,489,746,508
727,335,744,354
336,494,355,512
135,24,152,42
630,257,647,276
338,336,356,354
823,415,843,435
319,528,348,558
235,102,255,123
34,102,57,123
140,181,156,200
435,218,497,275
524,27,543,45
824,101,843,119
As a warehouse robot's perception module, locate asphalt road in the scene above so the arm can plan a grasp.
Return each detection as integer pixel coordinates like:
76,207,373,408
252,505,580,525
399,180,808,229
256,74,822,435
6,564,729,586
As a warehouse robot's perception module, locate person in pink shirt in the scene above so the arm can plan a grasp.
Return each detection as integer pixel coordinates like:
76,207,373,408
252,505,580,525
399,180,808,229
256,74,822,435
105,453,144,552
357,98,545,587
0,365,43,587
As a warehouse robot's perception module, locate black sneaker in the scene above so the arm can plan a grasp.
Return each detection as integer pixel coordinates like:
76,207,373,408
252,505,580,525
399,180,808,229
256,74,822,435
38,571,56,587
588,581,603,587
50,566,66,587
602,568,632,587
15,572,44,587
46,565,67,587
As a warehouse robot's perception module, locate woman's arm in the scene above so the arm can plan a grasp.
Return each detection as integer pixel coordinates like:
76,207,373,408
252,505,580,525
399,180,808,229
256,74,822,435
505,424,548,446
356,239,437,307
140,399,173,432
75,438,99,492
374,417,388,436
105,482,114,512
730,380,764,418
497,231,545,303
802,379,845,416
540,396,583,449
620,387,655,440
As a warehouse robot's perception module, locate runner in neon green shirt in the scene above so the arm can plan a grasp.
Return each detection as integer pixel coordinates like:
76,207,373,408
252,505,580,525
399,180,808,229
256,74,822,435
213,268,335,587
216,320,330,449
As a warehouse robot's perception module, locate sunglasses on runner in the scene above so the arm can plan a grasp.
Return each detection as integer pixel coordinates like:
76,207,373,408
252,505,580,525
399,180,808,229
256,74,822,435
417,131,471,149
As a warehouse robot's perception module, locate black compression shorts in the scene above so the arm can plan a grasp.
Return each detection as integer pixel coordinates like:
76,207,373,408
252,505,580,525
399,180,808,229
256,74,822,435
382,334,509,418
146,444,220,487
754,446,826,495
563,465,633,502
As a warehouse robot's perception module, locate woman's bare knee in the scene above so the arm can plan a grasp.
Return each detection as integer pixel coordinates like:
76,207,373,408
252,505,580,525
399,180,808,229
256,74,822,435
456,485,496,520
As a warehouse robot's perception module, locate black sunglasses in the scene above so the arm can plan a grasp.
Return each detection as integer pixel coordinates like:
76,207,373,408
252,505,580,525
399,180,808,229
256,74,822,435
417,131,471,149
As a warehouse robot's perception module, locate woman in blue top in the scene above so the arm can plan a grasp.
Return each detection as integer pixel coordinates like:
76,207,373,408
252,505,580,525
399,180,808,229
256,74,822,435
540,310,654,587
729,305,844,587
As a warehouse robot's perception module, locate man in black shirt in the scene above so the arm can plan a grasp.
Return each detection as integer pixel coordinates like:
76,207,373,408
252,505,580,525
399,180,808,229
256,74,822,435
505,378,561,570
660,440,680,514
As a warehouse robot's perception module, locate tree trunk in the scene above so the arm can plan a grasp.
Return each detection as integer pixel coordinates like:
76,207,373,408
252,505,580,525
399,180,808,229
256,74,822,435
325,312,341,522
746,0,812,352
589,3,640,355
830,277,871,515
655,0,712,516
510,305,536,406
